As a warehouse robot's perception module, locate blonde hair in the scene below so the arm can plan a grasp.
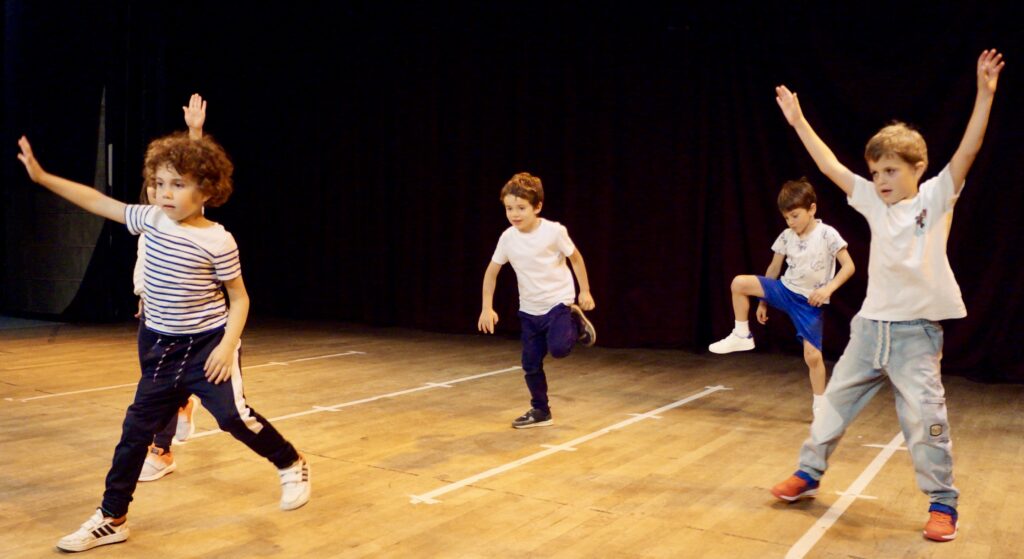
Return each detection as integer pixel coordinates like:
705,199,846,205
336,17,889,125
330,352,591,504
864,121,928,171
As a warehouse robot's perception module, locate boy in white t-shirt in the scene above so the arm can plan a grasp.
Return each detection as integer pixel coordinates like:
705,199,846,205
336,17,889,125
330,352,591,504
478,172,596,429
769,49,1005,543
708,178,854,415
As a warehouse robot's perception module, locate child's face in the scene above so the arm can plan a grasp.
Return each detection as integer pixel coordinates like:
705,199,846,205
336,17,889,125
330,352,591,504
782,204,816,236
867,154,925,205
153,164,209,224
503,194,542,232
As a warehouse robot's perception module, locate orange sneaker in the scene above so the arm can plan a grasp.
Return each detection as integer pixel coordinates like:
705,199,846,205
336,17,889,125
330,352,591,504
771,471,819,502
923,504,958,542
139,444,176,482
174,394,199,442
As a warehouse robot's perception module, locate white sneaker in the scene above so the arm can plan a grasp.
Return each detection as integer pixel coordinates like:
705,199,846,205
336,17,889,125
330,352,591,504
708,332,755,354
174,395,199,443
56,509,129,552
278,455,310,511
138,445,176,482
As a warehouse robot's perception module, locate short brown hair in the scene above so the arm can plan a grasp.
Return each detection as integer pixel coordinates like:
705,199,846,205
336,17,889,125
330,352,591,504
777,178,816,212
142,132,234,207
499,172,544,208
864,121,928,170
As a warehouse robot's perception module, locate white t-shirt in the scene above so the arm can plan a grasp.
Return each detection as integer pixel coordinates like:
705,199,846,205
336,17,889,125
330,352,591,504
848,164,966,321
126,205,241,334
491,218,577,316
771,220,848,301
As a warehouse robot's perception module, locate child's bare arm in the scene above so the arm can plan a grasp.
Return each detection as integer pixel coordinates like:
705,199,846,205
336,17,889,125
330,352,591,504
568,250,595,311
756,253,785,323
183,93,207,140
478,262,502,333
775,86,856,196
17,137,127,223
950,49,1005,192
205,275,249,384
807,248,855,307
763,252,785,280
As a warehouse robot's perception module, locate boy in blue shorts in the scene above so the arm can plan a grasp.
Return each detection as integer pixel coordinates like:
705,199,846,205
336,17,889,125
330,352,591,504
18,128,311,552
769,49,1005,542
478,172,597,429
709,179,854,415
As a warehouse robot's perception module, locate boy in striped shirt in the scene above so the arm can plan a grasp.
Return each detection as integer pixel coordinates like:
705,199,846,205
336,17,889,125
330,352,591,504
17,131,310,553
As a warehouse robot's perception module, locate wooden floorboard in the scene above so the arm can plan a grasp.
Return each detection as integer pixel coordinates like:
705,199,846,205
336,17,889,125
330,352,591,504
1,318,1021,558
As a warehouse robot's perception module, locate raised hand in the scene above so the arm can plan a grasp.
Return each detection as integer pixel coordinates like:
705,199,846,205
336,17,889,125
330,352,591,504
775,85,805,127
16,136,46,183
977,49,1005,96
183,93,207,138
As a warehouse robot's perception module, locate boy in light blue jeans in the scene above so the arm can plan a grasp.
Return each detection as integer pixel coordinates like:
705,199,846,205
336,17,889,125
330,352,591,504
769,49,1005,542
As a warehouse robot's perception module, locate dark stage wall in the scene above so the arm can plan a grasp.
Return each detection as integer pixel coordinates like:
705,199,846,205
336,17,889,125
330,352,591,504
3,2,1023,381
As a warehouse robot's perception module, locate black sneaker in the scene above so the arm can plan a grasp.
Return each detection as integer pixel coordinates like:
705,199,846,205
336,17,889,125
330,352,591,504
512,408,553,429
570,304,596,347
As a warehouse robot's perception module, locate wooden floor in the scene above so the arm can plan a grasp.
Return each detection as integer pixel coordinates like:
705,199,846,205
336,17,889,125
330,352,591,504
1,319,1022,558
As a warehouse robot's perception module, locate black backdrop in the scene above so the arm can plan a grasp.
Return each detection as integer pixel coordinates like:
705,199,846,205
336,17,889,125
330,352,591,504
3,2,1023,381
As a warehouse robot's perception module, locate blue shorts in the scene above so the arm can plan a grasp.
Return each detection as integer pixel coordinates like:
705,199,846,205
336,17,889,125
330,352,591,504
757,276,823,351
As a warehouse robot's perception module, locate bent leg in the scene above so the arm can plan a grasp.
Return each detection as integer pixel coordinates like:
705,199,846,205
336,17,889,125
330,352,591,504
730,275,765,321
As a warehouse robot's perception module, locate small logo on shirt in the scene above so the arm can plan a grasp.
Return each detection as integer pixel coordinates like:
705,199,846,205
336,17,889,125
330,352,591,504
915,209,928,236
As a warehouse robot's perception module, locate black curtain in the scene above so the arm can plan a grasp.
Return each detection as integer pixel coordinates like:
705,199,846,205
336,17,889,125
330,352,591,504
3,2,1022,381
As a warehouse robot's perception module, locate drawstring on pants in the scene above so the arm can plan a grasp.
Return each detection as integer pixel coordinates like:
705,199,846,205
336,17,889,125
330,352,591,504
151,335,195,388
873,321,892,369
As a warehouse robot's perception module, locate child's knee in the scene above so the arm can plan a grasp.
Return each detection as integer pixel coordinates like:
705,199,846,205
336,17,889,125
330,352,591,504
549,344,573,359
804,345,823,367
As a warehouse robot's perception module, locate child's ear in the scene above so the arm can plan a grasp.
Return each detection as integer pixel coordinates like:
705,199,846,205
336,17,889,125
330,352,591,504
534,201,543,214
914,161,927,180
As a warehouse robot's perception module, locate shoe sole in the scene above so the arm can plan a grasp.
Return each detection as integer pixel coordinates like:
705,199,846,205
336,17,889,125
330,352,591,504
708,344,755,354
923,529,957,541
571,306,597,347
772,487,817,502
57,530,129,552
512,419,554,429
138,462,176,482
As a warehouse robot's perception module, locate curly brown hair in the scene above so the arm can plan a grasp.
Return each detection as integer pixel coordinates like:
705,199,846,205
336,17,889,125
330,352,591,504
777,178,816,212
499,172,544,208
864,121,928,171
141,132,234,207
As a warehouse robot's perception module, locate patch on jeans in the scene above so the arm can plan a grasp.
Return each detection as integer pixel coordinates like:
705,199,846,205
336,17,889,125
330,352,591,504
930,424,944,437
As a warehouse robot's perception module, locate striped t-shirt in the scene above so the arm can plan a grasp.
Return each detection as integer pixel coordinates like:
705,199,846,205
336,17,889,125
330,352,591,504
125,205,241,335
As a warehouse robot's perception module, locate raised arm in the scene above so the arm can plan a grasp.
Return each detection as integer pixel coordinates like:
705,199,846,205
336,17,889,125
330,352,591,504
949,49,1005,192
478,261,503,334
183,93,207,140
775,86,856,196
567,249,595,311
17,136,127,223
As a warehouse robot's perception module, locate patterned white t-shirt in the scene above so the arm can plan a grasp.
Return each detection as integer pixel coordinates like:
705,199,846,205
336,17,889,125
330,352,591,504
491,218,577,316
771,220,848,302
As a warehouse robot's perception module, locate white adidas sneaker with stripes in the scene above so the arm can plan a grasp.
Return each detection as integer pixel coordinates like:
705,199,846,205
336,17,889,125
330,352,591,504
56,509,129,552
